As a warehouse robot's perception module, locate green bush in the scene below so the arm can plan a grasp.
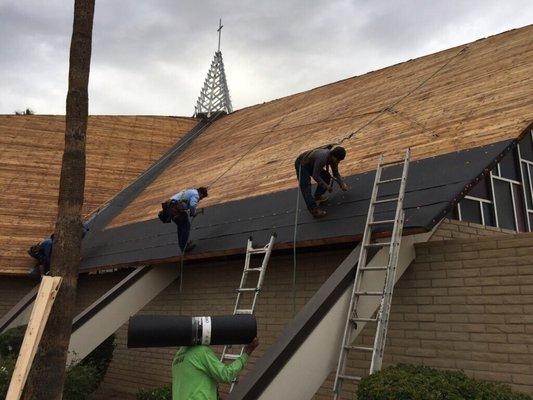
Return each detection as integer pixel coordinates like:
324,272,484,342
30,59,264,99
63,363,100,400
136,385,172,400
357,364,532,400
0,326,115,400
79,334,115,382
0,326,26,357
0,355,16,398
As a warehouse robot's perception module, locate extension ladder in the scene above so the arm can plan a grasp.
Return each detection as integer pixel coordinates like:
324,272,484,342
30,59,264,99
220,234,276,392
333,149,410,398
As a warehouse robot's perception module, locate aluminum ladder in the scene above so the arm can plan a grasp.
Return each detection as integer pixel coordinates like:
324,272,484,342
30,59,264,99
333,149,410,398
220,233,276,392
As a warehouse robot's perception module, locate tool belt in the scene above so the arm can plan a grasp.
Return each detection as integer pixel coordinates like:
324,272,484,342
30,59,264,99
158,199,188,223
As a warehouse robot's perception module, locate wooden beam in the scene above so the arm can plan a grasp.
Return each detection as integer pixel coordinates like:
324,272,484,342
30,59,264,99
6,276,62,400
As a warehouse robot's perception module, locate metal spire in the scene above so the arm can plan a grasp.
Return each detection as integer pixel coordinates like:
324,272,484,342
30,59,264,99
194,19,233,117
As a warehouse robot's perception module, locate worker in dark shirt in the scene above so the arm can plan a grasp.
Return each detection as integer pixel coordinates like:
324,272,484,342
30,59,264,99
295,146,348,217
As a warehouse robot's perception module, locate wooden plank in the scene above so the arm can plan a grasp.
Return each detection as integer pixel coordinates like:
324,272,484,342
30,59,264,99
5,276,62,400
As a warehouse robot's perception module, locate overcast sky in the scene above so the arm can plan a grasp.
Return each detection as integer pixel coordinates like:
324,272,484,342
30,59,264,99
1,1,531,116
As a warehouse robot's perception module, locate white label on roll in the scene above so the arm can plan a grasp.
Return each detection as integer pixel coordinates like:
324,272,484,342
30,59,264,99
201,316,211,345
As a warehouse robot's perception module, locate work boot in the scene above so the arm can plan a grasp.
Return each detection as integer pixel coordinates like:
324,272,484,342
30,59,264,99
310,207,327,218
314,195,329,205
184,241,196,252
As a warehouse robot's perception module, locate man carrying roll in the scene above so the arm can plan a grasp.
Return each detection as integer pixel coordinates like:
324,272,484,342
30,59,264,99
172,337,259,399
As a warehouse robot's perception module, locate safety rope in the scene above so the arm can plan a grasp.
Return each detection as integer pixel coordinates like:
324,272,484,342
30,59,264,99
178,243,188,315
292,163,302,317
206,101,305,189
207,133,271,189
338,46,468,145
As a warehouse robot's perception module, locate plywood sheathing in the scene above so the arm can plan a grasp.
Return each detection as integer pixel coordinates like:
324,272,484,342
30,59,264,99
0,115,198,275
109,25,533,229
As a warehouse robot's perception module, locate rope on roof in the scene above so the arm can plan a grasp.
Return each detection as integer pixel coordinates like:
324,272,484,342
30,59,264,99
207,91,315,189
338,45,469,145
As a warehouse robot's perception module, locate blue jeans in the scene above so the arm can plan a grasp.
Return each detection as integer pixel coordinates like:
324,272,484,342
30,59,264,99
173,211,191,252
295,156,331,211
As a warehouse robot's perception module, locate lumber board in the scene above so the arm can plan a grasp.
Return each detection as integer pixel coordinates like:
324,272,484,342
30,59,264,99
5,276,62,400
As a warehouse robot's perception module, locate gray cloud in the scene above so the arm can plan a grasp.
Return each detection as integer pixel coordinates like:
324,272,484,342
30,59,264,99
0,0,531,116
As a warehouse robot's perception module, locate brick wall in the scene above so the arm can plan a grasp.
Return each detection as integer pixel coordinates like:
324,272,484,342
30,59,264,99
388,233,533,394
430,218,514,241
323,232,533,398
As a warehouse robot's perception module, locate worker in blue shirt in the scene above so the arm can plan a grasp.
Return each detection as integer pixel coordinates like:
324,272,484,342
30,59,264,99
28,223,89,276
159,187,208,253
37,237,53,275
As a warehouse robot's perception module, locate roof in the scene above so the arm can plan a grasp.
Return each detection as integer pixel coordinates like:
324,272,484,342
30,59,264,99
81,138,521,270
80,26,533,270
0,115,198,275
109,25,533,229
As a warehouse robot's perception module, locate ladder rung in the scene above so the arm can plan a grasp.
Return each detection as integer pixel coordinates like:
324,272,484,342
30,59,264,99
381,159,404,167
369,219,395,225
377,177,402,184
351,317,379,323
245,268,263,272
235,309,254,314
364,242,390,248
237,288,258,292
338,374,362,381
249,248,268,254
360,266,388,271
345,345,374,352
373,197,398,204
354,291,384,296
223,354,240,360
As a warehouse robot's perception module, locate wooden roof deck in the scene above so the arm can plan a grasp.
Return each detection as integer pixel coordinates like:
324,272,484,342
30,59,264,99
109,25,533,229
0,115,197,274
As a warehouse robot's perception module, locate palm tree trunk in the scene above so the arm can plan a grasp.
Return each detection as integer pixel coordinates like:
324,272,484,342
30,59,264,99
22,1,94,398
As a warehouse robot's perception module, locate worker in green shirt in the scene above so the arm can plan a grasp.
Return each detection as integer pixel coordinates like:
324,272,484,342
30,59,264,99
172,337,259,399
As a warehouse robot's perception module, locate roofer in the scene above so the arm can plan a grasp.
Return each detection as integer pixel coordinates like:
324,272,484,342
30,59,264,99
159,187,208,253
295,145,348,217
28,223,89,277
172,337,259,400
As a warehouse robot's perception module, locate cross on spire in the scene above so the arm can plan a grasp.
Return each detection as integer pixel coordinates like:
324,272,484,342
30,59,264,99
217,18,223,52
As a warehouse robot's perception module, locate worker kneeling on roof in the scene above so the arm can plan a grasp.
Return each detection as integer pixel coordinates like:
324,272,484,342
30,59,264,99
295,145,348,218
172,337,259,400
159,187,208,253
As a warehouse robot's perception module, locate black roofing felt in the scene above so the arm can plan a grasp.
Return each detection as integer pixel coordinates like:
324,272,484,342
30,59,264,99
81,139,515,270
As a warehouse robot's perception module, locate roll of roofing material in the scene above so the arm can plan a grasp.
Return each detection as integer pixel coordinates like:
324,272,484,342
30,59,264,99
127,314,256,348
